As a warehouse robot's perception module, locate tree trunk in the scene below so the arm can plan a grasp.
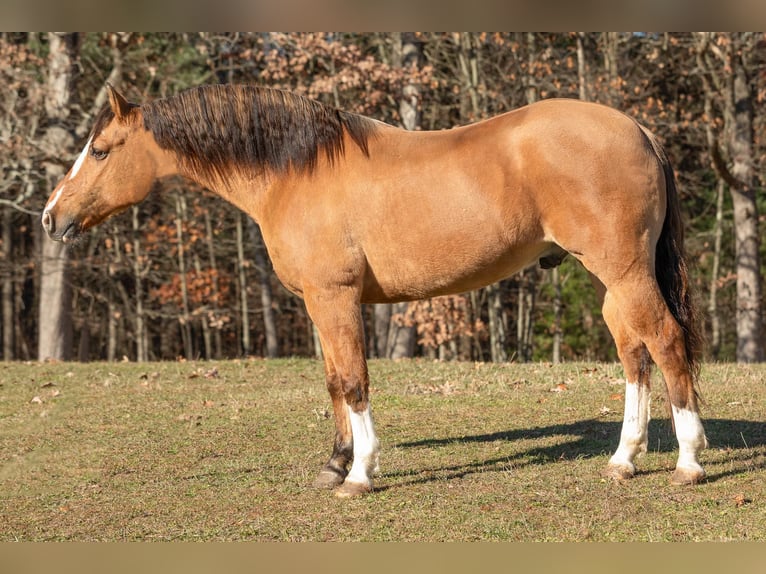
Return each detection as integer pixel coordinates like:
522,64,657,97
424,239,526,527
386,302,416,358
192,252,212,359
698,33,765,363
374,31,423,359
728,48,763,362
107,297,118,362
576,32,588,102
203,210,223,358
487,283,508,362
515,32,540,363
2,209,13,359
174,195,193,359
551,267,562,364
236,212,250,356
38,239,72,361
698,32,764,362
708,180,725,359
77,300,91,362
373,304,392,358
132,206,148,362
38,32,78,362
601,32,620,106
516,273,536,362
247,218,278,358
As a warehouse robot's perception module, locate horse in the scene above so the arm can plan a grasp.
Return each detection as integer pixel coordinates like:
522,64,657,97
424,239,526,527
42,83,707,497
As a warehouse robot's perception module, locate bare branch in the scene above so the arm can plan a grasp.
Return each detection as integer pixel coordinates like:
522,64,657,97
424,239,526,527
0,198,41,216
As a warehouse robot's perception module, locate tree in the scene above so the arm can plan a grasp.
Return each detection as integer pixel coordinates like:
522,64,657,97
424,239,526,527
374,32,423,359
697,32,764,362
38,32,79,361
248,218,279,358
0,34,46,360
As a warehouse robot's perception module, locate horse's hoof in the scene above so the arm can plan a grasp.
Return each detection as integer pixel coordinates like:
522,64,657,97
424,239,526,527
312,469,346,490
671,466,706,486
604,462,635,481
333,480,373,498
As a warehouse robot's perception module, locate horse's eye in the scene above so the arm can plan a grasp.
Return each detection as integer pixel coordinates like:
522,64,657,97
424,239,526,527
90,146,108,160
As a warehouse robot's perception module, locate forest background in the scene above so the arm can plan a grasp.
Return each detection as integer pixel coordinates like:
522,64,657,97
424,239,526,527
1,32,764,365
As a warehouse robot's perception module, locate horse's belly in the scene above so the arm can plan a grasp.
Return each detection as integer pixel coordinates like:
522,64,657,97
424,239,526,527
360,241,551,304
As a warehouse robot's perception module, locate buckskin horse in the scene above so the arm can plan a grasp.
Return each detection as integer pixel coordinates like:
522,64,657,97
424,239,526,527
42,84,707,497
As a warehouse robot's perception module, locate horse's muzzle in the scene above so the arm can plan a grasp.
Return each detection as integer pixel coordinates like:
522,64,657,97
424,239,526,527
41,210,79,243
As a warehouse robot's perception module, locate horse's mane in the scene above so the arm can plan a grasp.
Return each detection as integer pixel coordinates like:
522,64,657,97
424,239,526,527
130,84,377,183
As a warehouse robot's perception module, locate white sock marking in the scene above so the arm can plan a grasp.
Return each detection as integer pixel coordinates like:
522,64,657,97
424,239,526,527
345,404,380,486
609,380,651,470
672,405,707,471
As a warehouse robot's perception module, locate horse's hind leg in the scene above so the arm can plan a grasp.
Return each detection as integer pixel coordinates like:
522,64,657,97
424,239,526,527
602,277,707,484
304,285,380,498
601,288,653,480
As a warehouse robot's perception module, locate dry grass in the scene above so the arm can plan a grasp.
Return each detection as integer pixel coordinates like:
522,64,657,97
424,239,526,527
0,359,764,541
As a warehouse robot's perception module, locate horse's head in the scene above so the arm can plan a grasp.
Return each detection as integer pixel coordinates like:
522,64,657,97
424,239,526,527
42,85,175,243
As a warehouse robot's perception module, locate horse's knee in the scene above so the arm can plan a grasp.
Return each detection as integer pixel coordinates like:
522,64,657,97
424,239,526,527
342,375,368,410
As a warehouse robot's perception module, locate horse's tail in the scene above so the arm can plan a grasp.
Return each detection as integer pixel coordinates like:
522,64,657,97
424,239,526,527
642,125,703,384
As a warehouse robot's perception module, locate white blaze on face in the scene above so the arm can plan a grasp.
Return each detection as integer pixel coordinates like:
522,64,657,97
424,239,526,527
69,135,93,180
43,184,66,219
344,404,380,487
43,136,93,219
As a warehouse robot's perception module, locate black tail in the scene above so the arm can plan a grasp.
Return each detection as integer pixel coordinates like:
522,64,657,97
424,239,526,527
643,127,703,382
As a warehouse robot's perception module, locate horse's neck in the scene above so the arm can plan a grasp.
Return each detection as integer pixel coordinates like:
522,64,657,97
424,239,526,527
180,163,273,224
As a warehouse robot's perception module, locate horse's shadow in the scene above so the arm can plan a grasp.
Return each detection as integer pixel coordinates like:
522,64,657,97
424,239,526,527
383,418,766,489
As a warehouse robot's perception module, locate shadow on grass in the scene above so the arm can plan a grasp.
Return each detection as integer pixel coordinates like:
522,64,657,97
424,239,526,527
385,418,766,489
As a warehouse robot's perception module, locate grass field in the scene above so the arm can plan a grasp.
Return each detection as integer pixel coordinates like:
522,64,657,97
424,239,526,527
0,359,764,541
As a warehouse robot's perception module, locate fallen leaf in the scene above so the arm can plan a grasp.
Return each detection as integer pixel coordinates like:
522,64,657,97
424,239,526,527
733,493,751,507
30,396,43,404
610,393,624,401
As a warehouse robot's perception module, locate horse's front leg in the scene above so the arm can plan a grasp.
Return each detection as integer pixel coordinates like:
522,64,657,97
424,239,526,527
305,285,380,498
312,355,354,489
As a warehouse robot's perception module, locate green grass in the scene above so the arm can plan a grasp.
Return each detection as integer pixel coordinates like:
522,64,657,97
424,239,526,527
0,359,764,541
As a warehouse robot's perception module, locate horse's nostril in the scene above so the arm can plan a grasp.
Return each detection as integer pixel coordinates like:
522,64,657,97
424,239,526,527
41,210,53,234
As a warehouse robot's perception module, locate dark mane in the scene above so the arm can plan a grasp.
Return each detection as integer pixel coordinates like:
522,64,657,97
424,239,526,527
139,84,378,182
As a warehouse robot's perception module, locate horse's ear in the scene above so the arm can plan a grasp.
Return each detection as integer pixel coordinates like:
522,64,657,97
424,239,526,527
106,83,133,123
